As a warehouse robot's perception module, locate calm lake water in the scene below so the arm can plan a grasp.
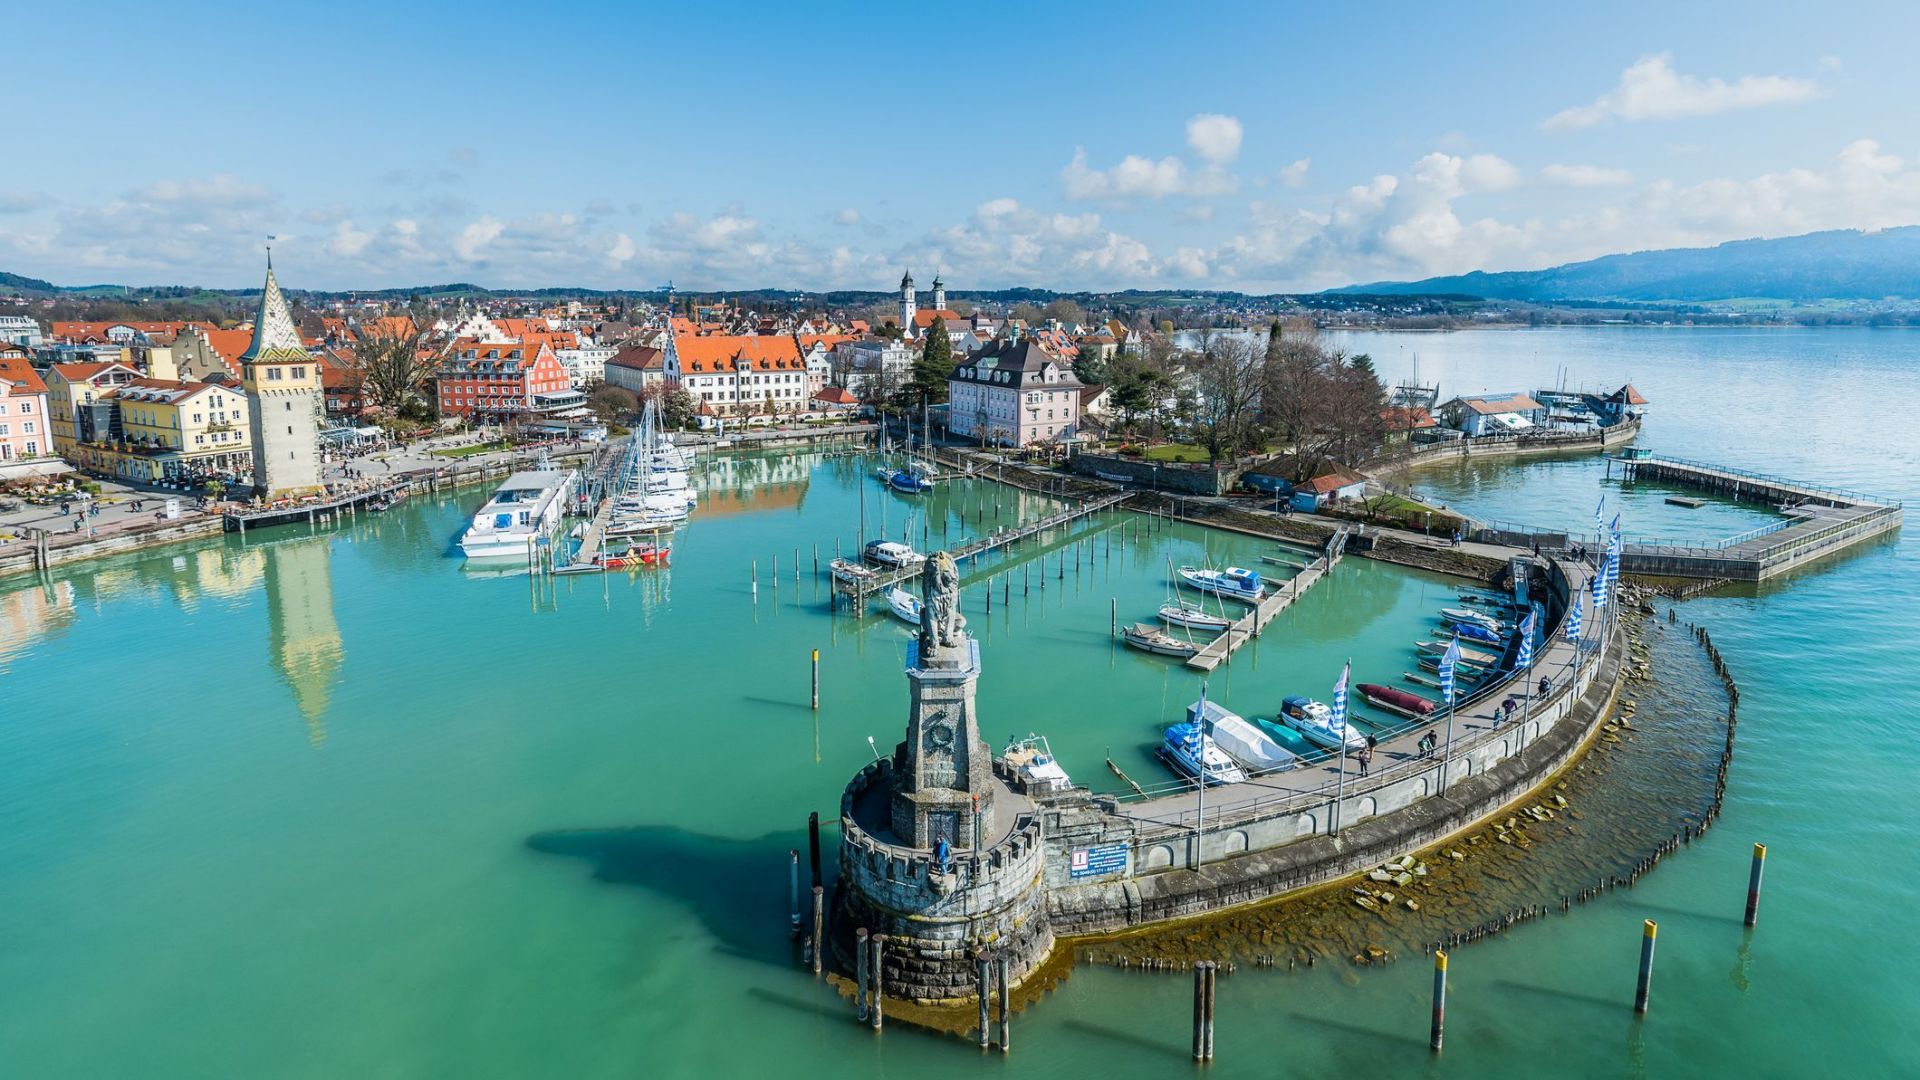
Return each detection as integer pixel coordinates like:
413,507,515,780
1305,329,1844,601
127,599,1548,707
3,326,1916,1077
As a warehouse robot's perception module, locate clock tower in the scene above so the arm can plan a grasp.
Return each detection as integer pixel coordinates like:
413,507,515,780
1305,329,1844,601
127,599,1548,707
890,551,993,849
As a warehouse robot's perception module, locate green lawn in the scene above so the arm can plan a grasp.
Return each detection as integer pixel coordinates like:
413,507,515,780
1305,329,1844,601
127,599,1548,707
1140,443,1212,463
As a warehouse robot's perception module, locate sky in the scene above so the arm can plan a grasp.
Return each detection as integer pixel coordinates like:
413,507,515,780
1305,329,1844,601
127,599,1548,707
6,0,1920,293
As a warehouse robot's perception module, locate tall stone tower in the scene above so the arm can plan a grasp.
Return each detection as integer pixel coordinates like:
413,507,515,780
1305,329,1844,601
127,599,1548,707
898,268,917,336
835,552,1054,1003
931,273,947,312
241,261,324,498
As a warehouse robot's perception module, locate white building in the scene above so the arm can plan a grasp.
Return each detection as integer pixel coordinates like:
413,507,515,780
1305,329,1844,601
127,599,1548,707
947,332,1083,446
556,344,614,386
0,315,43,348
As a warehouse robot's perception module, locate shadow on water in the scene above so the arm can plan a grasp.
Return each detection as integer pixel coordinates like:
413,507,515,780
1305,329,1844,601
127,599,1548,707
1286,1012,1424,1050
1629,901,1745,928
739,694,813,714
1491,978,1627,1013
1060,1019,1189,1062
526,823,804,968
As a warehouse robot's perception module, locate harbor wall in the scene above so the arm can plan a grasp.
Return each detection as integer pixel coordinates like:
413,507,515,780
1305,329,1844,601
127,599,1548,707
1067,452,1229,496
1035,561,1621,937
0,516,223,578
1620,504,1902,581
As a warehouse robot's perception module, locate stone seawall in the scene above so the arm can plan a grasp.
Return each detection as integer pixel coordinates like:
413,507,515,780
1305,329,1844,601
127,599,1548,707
1389,416,1641,472
0,517,224,578
1068,452,1228,495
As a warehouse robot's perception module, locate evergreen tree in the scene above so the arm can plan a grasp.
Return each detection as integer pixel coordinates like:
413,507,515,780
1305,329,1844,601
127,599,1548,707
1073,348,1109,386
910,319,954,407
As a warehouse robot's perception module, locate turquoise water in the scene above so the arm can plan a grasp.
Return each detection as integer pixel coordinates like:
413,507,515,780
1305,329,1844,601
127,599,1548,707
4,326,1917,1077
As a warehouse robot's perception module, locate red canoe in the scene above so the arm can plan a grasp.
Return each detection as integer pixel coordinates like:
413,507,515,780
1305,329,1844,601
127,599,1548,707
1357,683,1436,716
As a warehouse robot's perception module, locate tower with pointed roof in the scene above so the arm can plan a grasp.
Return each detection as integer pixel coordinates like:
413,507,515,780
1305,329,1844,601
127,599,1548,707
241,259,324,498
898,268,916,337
931,273,946,312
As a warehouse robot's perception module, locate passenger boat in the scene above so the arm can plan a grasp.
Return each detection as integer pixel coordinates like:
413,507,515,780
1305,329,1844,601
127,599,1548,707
1274,695,1368,752
1356,683,1437,718
885,586,966,628
1158,721,1247,786
458,469,576,560
1001,734,1072,794
1159,601,1232,631
1191,697,1297,773
863,539,926,569
1177,565,1265,603
1124,622,1199,658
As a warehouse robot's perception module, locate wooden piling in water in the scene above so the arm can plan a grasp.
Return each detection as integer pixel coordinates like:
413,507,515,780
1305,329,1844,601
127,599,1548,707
1191,963,1205,1061
997,954,1011,1053
808,812,821,890
788,849,800,939
977,957,991,1050
811,886,825,978
856,928,871,1021
1202,961,1216,1060
1634,920,1657,1013
869,935,885,1029
811,649,820,710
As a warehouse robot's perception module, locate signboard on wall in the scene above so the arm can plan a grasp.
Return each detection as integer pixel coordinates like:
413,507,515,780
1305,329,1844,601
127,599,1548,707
1069,843,1129,880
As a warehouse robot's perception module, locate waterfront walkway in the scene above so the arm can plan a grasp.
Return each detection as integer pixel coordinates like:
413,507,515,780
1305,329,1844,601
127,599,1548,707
1118,555,1604,833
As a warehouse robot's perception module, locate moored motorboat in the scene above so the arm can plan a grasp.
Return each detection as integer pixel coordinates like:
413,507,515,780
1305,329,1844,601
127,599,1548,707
1124,622,1199,658
863,539,925,569
1442,620,1505,645
1158,720,1247,785
1439,606,1504,629
1275,695,1368,752
1177,565,1265,603
886,586,966,628
1415,639,1501,666
1356,682,1437,718
1001,734,1072,794
1191,697,1297,773
458,469,576,560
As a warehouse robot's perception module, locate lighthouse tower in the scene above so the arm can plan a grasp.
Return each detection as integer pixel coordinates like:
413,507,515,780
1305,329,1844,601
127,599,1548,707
240,260,324,499
898,268,917,336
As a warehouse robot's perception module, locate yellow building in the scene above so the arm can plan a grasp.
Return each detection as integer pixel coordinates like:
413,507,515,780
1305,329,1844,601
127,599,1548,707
61,376,255,485
44,361,140,453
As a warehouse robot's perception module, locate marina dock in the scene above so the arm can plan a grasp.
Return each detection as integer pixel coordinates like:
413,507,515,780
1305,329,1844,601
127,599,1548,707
1186,528,1349,672
834,491,1132,613
223,486,400,533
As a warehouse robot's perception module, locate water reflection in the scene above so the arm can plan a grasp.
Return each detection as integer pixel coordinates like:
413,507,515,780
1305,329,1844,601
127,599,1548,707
0,578,76,673
263,536,343,747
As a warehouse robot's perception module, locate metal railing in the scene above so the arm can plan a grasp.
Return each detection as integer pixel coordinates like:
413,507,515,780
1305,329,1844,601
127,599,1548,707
1623,453,1902,509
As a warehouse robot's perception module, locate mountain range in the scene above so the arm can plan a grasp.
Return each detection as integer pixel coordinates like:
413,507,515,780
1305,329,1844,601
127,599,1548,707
1333,227,1920,303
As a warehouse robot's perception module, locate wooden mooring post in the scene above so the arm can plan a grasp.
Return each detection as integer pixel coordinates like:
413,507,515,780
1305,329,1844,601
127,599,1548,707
1430,949,1447,1051
856,929,871,1021
1634,920,1657,1013
1745,843,1767,927
811,886,825,978
997,954,1011,1053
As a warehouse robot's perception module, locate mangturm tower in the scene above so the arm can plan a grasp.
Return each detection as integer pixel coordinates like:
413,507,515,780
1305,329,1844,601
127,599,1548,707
240,259,324,498
898,268,917,336
835,552,1054,1003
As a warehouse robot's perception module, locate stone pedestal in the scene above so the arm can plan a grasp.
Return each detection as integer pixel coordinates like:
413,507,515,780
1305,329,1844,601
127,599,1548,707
891,639,991,849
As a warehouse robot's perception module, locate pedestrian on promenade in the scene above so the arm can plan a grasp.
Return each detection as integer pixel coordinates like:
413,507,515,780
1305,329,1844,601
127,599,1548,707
1502,697,1517,724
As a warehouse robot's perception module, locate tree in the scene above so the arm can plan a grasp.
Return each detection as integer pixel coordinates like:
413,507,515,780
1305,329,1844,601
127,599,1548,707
587,385,638,423
1073,348,1109,387
909,319,954,408
1010,302,1046,325
356,320,440,413
1107,351,1164,435
663,387,697,430
1041,299,1085,326
1189,335,1266,464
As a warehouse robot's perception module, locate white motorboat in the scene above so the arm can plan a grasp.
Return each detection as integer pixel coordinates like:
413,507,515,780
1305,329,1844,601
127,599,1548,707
1275,695,1368,753
1438,606,1504,629
1002,734,1072,794
1178,565,1265,603
458,469,576,560
885,586,966,629
1159,720,1247,785
1190,697,1297,773
863,540,925,569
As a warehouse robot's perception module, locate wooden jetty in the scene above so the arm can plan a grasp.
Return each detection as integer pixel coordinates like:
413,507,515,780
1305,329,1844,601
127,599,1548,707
223,487,397,533
834,492,1131,614
1185,528,1349,672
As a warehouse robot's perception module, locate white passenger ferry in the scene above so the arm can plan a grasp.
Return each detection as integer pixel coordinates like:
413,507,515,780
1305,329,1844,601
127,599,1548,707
458,469,577,560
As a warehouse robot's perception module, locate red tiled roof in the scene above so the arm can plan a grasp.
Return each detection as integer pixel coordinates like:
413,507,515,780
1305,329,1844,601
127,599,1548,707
1301,469,1367,495
0,356,47,395
673,333,805,373
607,344,666,371
1381,406,1437,429
812,386,859,405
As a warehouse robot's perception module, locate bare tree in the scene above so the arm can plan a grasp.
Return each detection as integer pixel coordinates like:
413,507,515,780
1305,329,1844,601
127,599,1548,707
355,316,442,414
1190,334,1265,463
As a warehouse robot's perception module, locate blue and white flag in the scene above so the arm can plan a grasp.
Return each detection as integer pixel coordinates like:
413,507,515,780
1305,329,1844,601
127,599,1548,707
1331,662,1351,733
1594,494,1606,535
1592,564,1609,610
1605,534,1622,589
1609,512,1622,539
1565,592,1584,642
1438,635,1462,704
1516,610,1538,669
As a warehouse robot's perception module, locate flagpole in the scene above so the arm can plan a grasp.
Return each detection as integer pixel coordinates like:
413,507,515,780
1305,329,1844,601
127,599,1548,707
1331,662,1349,834
1195,682,1207,869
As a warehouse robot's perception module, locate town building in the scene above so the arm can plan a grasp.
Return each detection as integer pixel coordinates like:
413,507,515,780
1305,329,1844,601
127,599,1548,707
666,333,811,421
44,360,141,452
555,342,614,386
0,315,43,348
0,356,50,461
1437,392,1545,436
829,338,913,401
239,264,325,498
435,339,577,421
946,331,1083,446
57,377,254,484
602,344,668,396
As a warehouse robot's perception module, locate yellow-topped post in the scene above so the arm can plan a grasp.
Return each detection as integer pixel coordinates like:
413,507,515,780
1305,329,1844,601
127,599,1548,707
1745,843,1767,927
1430,949,1448,1051
1634,920,1658,1013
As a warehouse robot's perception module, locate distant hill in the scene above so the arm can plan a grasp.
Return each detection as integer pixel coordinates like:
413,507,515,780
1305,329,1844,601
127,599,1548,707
0,270,56,293
1332,227,1920,302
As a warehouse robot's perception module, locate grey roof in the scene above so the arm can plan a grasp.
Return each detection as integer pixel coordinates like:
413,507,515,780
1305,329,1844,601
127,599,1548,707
951,339,1083,388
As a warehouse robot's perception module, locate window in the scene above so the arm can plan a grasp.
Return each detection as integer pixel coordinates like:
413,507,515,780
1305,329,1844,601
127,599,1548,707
23,422,33,434
267,367,282,381
19,402,28,413
291,367,306,379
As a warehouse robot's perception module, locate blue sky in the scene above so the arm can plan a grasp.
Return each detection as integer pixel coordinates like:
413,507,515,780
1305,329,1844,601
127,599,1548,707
5,0,1918,292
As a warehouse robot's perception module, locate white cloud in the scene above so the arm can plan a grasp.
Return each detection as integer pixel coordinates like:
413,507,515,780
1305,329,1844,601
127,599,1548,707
1278,159,1311,188
1185,114,1243,165
327,220,373,258
453,216,504,261
1541,164,1634,187
1460,154,1521,192
0,191,50,214
608,232,636,264
1545,54,1819,130
834,208,860,225
1061,148,1238,201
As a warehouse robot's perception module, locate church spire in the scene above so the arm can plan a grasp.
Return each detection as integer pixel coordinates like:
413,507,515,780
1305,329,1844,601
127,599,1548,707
239,261,308,365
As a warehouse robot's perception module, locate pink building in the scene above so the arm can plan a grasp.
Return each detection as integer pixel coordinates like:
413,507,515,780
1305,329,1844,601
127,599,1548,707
0,355,50,461
946,335,1083,447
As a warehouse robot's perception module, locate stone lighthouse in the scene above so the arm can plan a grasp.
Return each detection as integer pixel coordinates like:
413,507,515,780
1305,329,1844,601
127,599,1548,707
835,552,1053,1003
240,259,324,499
